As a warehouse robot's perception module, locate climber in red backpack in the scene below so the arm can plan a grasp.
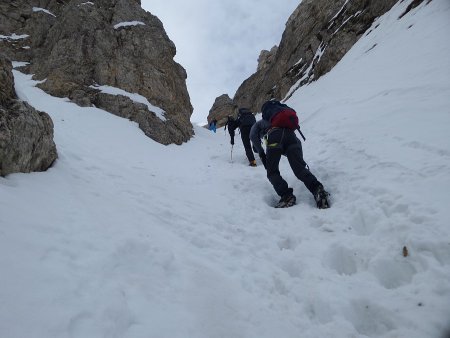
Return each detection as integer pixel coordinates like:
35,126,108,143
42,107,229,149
258,99,330,208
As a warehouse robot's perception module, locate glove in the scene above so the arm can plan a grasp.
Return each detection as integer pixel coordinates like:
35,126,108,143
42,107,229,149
231,138,234,145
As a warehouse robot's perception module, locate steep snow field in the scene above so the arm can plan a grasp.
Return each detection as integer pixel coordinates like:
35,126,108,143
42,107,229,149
1,0,449,337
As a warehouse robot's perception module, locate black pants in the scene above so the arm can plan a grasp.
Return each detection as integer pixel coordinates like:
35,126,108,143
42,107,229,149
266,128,320,197
240,125,255,162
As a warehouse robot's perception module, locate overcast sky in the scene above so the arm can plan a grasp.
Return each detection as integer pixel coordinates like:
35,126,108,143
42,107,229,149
140,1,300,125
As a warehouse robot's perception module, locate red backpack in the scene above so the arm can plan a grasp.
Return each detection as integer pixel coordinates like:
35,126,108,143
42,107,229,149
270,108,299,130
261,100,306,140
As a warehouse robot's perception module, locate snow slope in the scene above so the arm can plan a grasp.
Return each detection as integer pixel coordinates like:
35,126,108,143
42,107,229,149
1,0,449,337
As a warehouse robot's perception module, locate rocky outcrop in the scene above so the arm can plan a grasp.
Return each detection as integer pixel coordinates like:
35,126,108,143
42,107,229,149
0,0,193,145
0,55,57,176
209,0,401,117
207,94,237,128
257,46,278,72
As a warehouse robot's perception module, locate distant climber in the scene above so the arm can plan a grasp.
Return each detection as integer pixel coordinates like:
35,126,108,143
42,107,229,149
250,100,330,208
209,118,217,133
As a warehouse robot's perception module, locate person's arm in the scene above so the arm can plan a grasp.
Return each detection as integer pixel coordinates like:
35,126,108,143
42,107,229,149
250,121,265,154
230,129,235,145
252,120,271,168
235,117,241,128
259,151,267,168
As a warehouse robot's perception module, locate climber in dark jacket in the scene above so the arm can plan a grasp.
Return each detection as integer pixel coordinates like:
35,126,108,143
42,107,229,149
225,109,257,166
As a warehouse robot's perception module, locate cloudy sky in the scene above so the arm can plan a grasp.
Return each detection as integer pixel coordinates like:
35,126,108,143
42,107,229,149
140,1,300,125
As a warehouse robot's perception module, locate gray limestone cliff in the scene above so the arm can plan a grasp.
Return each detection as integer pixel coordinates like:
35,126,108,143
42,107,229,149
0,0,193,145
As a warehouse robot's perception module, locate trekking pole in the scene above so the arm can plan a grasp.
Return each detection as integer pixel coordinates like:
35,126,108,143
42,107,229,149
297,126,306,141
230,145,234,163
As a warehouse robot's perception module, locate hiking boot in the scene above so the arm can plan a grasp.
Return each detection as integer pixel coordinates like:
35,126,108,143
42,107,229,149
249,160,257,167
314,185,330,209
275,193,296,208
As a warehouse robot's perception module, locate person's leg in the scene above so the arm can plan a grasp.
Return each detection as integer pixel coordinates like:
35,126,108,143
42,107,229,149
266,129,291,197
240,126,255,162
284,133,329,208
285,142,321,194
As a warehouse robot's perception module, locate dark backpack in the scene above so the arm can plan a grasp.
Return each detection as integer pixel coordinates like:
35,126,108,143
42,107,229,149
261,100,305,140
237,108,256,127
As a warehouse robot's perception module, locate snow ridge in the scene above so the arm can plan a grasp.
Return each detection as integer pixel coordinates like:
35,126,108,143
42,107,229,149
90,84,166,121
32,7,56,17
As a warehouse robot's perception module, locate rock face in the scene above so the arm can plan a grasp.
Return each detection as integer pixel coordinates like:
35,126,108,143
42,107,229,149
0,0,193,145
0,55,57,176
207,94,237,128
208,0,400,117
